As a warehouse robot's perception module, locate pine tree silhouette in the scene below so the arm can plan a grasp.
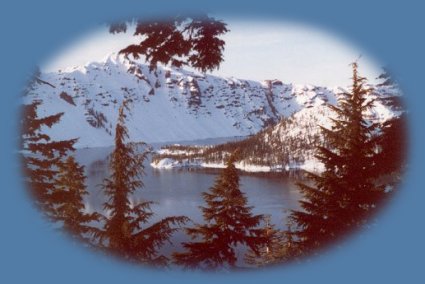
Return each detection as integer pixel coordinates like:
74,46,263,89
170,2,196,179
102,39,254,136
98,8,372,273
289,62,385,257
21,74,98,241
173,151,269,270
21,101,77,216
100,101,188,265
375,69,407,177
376,115,407,176
244,215,286,267
376,67,394,87
110,14,228,72
51,156,100,242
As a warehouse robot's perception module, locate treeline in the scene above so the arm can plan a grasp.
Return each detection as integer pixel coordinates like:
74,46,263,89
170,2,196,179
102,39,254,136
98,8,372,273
152,112,327,169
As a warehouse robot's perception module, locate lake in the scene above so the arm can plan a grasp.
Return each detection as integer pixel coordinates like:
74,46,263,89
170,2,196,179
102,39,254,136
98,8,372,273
73,140,303,260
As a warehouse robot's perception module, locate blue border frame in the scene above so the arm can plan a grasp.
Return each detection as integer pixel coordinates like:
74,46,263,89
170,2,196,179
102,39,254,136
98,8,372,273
1,1,424,283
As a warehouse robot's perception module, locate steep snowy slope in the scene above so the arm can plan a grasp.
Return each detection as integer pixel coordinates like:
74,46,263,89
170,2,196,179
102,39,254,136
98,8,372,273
150,84,402,172
24,53,400,149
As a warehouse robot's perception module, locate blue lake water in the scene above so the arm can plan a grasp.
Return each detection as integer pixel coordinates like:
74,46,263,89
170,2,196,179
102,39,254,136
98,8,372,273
74,141,303,260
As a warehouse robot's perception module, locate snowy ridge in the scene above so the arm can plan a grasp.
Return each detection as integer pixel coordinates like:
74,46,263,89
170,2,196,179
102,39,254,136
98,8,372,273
23,53,399,148
150,84,402,172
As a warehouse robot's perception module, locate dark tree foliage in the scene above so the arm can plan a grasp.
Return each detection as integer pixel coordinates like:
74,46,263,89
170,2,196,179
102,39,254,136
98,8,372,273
152,113,324,170
376,67,403,112
375,70,407,176
51,156,100,242
21,73,100,242
110,14,229,72
244,215,287,267
21,101,77,215
173,151,270,270
376,114,407,176
100,101,188,265
288,62,385,257
376,67,394,87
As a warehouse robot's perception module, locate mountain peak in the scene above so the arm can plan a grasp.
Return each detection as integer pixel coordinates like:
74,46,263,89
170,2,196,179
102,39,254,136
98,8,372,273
100,52,134,66
27,57,400,148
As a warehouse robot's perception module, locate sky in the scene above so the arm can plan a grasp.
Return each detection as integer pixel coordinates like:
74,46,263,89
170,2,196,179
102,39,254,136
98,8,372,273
42,19,383,88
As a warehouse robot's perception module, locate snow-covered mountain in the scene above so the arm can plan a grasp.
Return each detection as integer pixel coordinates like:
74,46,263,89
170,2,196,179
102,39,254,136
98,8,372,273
151,85,401,173
24,53,401,151
149,76,402,172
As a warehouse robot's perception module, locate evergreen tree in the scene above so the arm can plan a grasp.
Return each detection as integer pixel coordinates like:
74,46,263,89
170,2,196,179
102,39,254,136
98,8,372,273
51,156,100,242
110,14,229,72
288,62,385,257
376,114,407,177
376,67,394,87
21,75,97,240
244,215,286,267
376,67,403,114
375,69,407,176
173,151,269,270
100,101,188,265
281,219,298,261
21,101,77,215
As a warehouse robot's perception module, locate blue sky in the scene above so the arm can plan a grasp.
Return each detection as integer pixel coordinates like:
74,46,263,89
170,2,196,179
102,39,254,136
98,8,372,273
42,19,383,88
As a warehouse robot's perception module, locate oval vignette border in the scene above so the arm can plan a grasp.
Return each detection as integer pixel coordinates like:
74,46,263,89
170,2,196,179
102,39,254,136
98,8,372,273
1,1,424,284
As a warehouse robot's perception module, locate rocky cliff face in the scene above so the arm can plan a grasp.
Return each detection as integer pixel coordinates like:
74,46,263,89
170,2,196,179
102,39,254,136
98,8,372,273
24,53,401,150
